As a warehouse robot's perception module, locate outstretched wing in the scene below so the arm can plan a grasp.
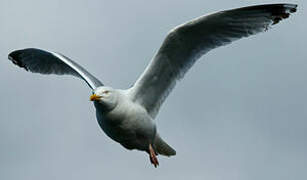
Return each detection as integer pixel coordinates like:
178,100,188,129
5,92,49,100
8,48,103,89
129,4,297,117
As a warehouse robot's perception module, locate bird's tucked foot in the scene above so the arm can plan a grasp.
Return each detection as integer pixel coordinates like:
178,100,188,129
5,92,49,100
149,144,159,168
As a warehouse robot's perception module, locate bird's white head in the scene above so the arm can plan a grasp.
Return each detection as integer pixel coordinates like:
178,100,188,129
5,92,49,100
90,86,118,111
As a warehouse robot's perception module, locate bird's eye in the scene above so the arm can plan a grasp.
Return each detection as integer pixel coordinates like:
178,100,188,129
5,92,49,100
104,91,110,94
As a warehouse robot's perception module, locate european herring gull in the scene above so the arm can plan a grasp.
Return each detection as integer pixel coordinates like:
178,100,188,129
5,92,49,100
8,4,297,167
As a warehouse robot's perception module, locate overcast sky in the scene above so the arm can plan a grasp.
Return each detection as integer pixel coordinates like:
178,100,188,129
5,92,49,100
0,0,306,179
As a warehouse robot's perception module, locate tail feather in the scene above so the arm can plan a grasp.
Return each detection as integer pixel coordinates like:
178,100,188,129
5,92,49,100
154,135,176,156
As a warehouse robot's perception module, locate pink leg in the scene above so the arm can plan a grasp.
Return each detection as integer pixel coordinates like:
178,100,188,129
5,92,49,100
149,144,159,168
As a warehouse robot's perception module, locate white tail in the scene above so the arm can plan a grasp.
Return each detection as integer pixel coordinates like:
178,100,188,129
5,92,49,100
154,135,176,156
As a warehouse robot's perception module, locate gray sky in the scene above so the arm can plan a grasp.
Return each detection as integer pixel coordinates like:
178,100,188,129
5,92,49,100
0,0,306,179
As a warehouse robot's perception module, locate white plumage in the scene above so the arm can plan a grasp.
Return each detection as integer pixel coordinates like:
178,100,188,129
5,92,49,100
8,4,297,167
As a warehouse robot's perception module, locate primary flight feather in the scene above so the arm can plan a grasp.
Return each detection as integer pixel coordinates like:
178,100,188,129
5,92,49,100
8,4,297,167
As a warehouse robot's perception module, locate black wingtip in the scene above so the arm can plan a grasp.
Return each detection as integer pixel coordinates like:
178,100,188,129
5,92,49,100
285,4,298,13
8,50,29,71
271,4,298,25
232,4,297,26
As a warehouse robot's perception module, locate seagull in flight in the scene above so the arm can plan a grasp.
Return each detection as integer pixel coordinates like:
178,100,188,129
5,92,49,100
8,4,297,167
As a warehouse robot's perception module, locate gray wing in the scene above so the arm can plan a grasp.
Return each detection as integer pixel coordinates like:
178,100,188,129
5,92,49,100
8,48,103,89
129,4,297,117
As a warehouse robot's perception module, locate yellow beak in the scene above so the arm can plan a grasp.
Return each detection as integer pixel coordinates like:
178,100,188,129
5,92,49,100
90,94,102,101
